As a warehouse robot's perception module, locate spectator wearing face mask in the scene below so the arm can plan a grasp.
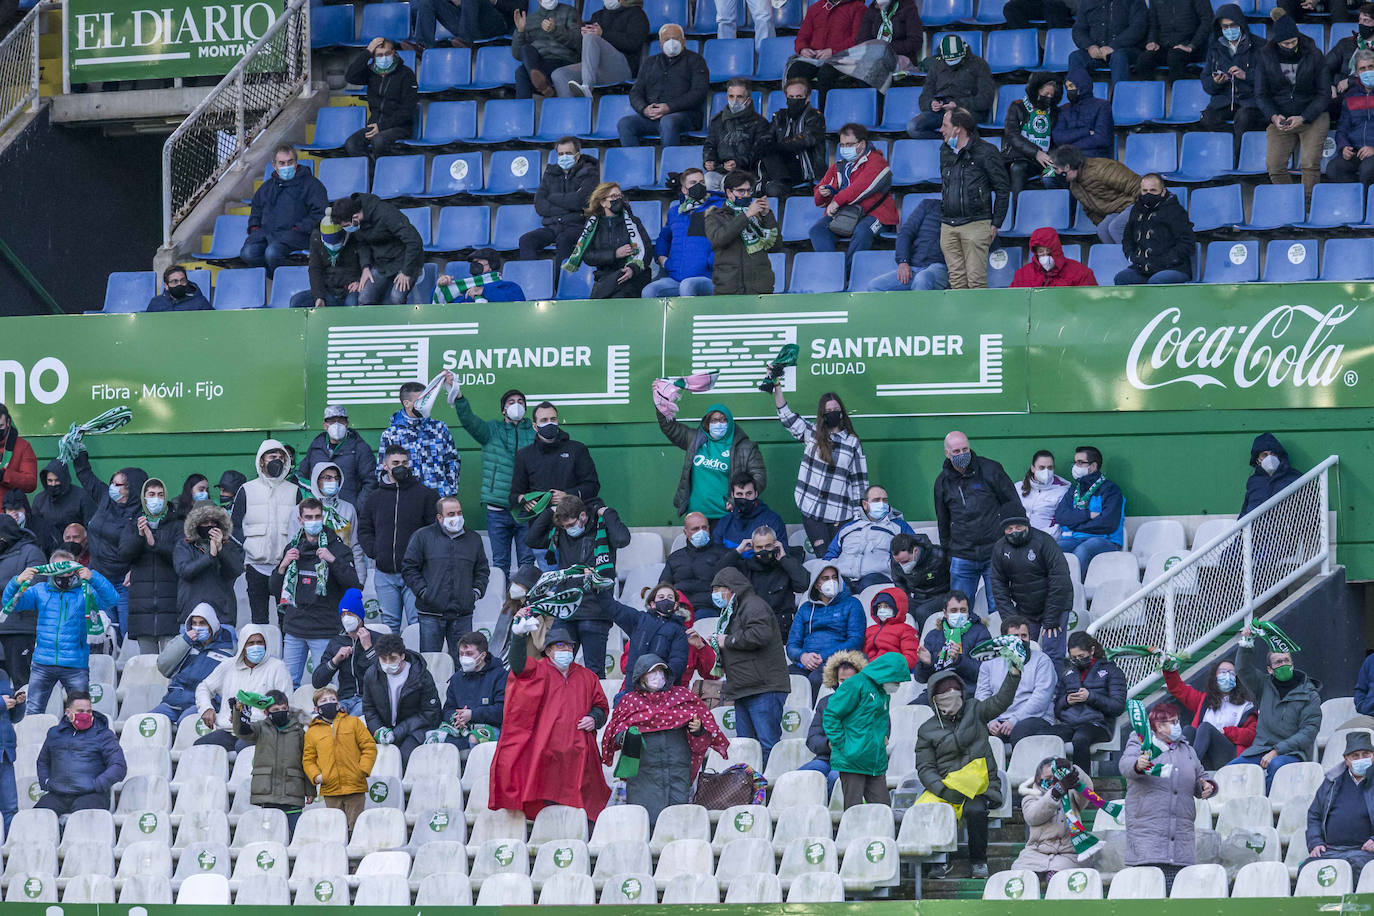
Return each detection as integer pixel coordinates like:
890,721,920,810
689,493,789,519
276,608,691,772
292,211,362,309
511,0,581,98
300,406,376,516
1326,5,1374,88
30,459,90,557
976,614,1058,746
509,402,601,518
1242,433,1303,516
810,123,898,270
0,407,35,519
448,381,535,580
440,631,508,754
773,389,868,556
1003,73,1062,195
1164,659,1257,769
175,500,243,624
551,0,651,97
35,691,125,817
787,564,866,701
119,477,185,655
657,403,766,525
703,79,771,189
907,36,996,137
864,588,920,669
403,496,490,661
237,689,310,833
1305,733,1374,873
0,516,43,686
643,168,724,299
242,143,326,277
231,439,298,625
146,264,211,312
1115,173,1195,285
619,24,710,148
194,625,292,751
665,513,743,616
705,171,780,294
303,685,376,834
435,248,526,303
344,38,417,160
171,474,212,519
361,633,441,764
823,486,914,592
802,650,865,793
735,526,806,637
150,604,237,723
1225,624,1321,790
273,498,362,688
360,446,441,633
1329,51,1374,185
290,463,367,581
1256,9,1330,201
710,567,792,763
520,137,599,265
712,476,786,555
1018,450,1069,536
611,581,691,688
1044,633,1127,773
216,470,247,511
1200,8,1263,158
311,590,379,717
990,505,1073,660
1010,227,1097,288
914,591,991,695
1054,445,1126,576
378,382,461,498
1,492,29,542
72,453,148,636
934,431,1019,611
60,525,90,568
330,193,426,306
1051,146,1140,245
1052,67,1113,160
825,651,909,808
567,182,656,299
937,109,1011,290
889,533,950,628
761,78,828,197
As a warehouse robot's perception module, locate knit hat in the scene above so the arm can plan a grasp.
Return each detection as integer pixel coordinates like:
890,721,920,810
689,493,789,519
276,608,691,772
1270,8,1299,41
339,587,364,619
320,207,345,246
999,502,1030,530
936,34,968,61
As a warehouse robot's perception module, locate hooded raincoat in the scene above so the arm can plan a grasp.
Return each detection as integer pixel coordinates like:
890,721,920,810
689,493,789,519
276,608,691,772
823,651,911,775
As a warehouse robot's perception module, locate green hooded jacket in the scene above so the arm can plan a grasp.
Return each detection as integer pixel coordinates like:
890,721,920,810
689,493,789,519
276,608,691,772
655,401,768,517
823,651,912,776
452,395,536,510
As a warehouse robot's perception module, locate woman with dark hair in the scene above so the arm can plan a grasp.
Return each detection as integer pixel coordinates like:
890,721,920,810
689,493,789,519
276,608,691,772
1045,632,1127,773
772,387,869,554
1164,659,1257,769
173,474,212,517
1018,450,1068,535
563,182,655,299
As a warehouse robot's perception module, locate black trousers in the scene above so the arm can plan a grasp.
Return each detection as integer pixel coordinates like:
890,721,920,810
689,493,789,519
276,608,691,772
1186,721,1240,770
36,789,110,816
1135,45,1204,81
519,224,581,264
1199,104,1266,158
245,566,272,625
0,635,33,688
1017,720,1112,773
1002,0,1074,27
1326,152,1374,185
964,796,990,862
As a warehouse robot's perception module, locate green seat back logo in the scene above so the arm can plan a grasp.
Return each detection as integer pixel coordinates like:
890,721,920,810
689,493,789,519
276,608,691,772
1318,864,1338,887
804,842,826,865
365,598,382,620
197,849,217,870
314,879,335,901
1246,836,1266,854
605,654,615,676
865,840,886,863
256,850,276,871
1005,876,1026,899
495,843,516,866
23,877,43,899
195,718,212,736
1067,870,1088,893
781,710,802,732
621,877,642,899
139,716,158,737
1164,555,1182,570
734,810,754,832
138,812,158,833
722,708,735,730
90,683,104,702
479,627,491,640
27,782,42,802
554,846,574,868
368,781,389,803
1067,611,1079,630
429,811,451,832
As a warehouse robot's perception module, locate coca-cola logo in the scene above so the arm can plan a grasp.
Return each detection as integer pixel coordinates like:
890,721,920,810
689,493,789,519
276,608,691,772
1127,304,1357,391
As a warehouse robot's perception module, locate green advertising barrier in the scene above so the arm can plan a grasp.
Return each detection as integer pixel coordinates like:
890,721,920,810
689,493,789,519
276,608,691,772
66,0,284,82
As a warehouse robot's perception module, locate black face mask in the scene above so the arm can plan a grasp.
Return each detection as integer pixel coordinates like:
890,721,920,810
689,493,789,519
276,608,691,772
44,481,59,493
269,710,291,729
390,466,412,484
62,541,85,556
265,458,285,478
197,525,215,540
733,497,757,516
1066,87,1083,103
608,198,625,215
1137,191,1164,209
1276,42,1301,60
823,409,843,427
652,597,677,616
1037,93,1055,106
1361,22,1374,37
167,284,191,300
53,574,78,591
1005,528,1031,547
685,183,708,202
1071,655,1092,670
317,702,339,721
755,551,777,565
786,98,807,115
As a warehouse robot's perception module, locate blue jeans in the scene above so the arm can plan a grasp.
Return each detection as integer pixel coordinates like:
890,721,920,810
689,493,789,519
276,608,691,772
420,614,471,661
486,507,532,579
642,276,715,298
618,112,699,148
374,570,417,632
564,619,611,678
26,664,89,715
948,556,996,616
799,757,838,794
1028,619,1067,660
340,695,363,717
0,759,15,839
149,702,200,723
734,690,787,765
870,263,949,291
809,214,885,272
289,290,358,309
114,583,129,637
1068,46,1139,83
239,234,293,276
1057,537,1120,580
1225,753,1301,791
1114,267,1190,285
283,636,333,688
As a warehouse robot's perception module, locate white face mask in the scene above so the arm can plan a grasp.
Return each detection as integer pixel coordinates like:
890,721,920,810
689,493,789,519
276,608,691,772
539,0,557,9
1037,254,1055,271
509,584,527,599
342,614,361,634
875,606,895,621
1033,467,1054,485
327,422,347,441
946,612,969,628
552,650,574,670
662,38,683,57
899,559,917,574
381,660,404,676
441,515,465,534
1259,454,1281,475
645,671,667,691
505,402,526,422
459,655,479,672
603,0,620,7
1072,464,1092,480
819,579,840,599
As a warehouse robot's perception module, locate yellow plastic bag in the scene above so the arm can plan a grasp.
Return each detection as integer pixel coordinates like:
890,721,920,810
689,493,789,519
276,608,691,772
915,758,990,819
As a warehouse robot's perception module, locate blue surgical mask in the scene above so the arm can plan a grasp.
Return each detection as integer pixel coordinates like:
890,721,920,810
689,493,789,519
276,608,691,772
323,239,345,252
712,590,729,609
1222,25,1241,41
689,529,710,548
320,481,340,497
193,491,210,502
553,650,574,670
373,54,396,72
109,483,124,503
343,223,360,234
1362,70,1374,88
303,520,324,536
557,153,576,169
1355,757,1373,777
245,645,266,664
838,145,859,162
1216,671,1236,692
946,136,959,151
145,497,166,515
276,165,297,180
193,626,210,642
1168,722,1183,742
867,500,889,520
708,421,729,440
565,523,585,538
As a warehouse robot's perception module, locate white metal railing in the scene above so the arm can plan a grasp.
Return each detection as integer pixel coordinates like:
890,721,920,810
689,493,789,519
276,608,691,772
160,0,312,245
1087,455,1339,698
0,2,49,136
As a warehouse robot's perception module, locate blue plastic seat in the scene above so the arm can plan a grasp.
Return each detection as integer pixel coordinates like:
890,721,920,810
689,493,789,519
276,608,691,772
966,0,1008,23
1042,28,1075,70
405,100,477,147
1262,239,1319,282
1227,131,1269,175
202,214,249,261
1158,81,1208,125
1121,133,1177,175
771,0,804,28
491,204,543,249
505,260,554,299
1331,20,1358,47
848,250,895,290
556,264,595,300
781,198,820,241
474,99,535,143
986,29,1040,73
318,157,370,199
371,154,427,198
418,152,484,197
985,83,1024,128
704,38,754,82
528,98,592,142
1087,244,1128,285
931,30,982,56
1294,182,1364,228
300,107,365,151
1188,183,1243,231
212,268,266,309
788,252,847,293
1004,188,1071,236
923,0,975,25
890,139,942,185
311,4,354,48
1111,81,1166,126
688,0,721,34
267,266,308,307
468,46,520,89
103,272,156,313
768,252,786,293
602,147,657,190
899,192,938,222
1238,184,1304,230
1297,22,1322,45
877,86,922,132
634,200,664,240
583,94,637,140
643,0,689,30
823,88,877,133
755,36,794,80
350,2,410,45
441,261,474,283
417,48,472,93
1320,238,1374,280
399,207,433,248
986,246,1022,288
475,150,545,196
1162,133,1232,182
426,206,492,252
659,146,703,182
1201,240,1258,283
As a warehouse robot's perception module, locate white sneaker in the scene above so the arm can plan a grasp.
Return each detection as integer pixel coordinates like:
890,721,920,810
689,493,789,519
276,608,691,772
568,80,589,98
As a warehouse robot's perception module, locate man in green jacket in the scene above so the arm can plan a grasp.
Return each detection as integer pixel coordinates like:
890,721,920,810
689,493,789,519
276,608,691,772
445,373,536,579
823,651,911,809
1227,625,1322,791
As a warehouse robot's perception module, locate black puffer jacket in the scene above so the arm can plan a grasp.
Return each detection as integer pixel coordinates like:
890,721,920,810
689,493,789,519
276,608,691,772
1122,191,1194,277
741,550,808,631
919,55,997,120
1055,656,1127,728
401,523,490,619
1003,73,1061,164
173,505,244,620
358,475,442,574
509,428,600,510
342,193,425,280
0,518,46,636
664,542,743,619
1146,0,1212,54
345,52,417,133
269,528,362,640
989,528,1073,628
933,453,1019,563
704,105,772,171
360,649,442,742
118,492,184,638
1201,6,1261,111
30,459,91,555
768,104,828,183
889,534,950,605
578,206,656,282
1073,0,1147,51
299,427,375,509
73,453,148,583
1255,33,1330,123
534,155,600,230
312,628,381,702
939,138,1011,227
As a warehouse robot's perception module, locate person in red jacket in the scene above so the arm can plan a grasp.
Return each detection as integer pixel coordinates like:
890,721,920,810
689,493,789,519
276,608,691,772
1009,227,1098,288
810,123,899,272
1163,659,1258,770
788,0,867,78
0,406,37,510
863,587,919,670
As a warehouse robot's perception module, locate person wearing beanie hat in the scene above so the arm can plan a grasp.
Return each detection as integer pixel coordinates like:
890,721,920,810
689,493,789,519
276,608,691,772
906,35,996,138
241,142,327,277
298,405,377,510
433,248,526,303
290,207,363,309
311,587,381,716
619,24,710,148
1068,0,1148,83
989,504,1073,660
1255,8,1330,201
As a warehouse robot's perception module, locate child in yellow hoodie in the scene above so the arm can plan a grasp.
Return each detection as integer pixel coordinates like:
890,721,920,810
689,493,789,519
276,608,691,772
303,686,377,832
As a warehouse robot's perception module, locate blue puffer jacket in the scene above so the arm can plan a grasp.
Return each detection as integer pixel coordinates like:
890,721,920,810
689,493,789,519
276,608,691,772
1335,84,1374,156
659,193,724,281
248,165,329,250
894,199,947,270
1052,66,1114,160
157,605,238,713
2,571,118,668
0,669,24,764
37,710,127,797
786,568,866,664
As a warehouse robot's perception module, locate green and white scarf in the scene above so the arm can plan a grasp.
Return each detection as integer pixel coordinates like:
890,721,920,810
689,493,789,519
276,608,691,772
1250,619,1301,655
937,619,971,668
1106,644,1189,672
433,272,502,303
514,490,553,524
1049,760,1123,860
875,0,897,42
1128,699,1174,778
546,513,615,582
0,561,102,634
57,406,133,464
280,529,329,608
524,565,614,619
562,210,646,273
724,199,780,255
1020,100,1056,177
1071,475,1105,510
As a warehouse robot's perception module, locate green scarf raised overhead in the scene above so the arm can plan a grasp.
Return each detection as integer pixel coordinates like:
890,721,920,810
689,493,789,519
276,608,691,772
724,199,780,255
514,490,553,524
57,406,133,464
524,565,614,619
0,561,102,634
758,344,799,393
280,529,329,608
1128,699,1174,778
433,272,502,303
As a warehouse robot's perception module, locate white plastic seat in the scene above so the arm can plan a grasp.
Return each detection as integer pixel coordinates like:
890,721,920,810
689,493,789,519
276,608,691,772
114,774,172,820
528,803,586,849
170,743,228,789
711,705,736,738
648,803,709,854
1277,795,1315,837
409,840,469,890
170,775,228,822
118,873,173,904
1107,865,1166,899
2,842,56,885
475,872,533,905
63,873,116,903
1131,519,1187,569
588,804,649,855
288,807,348,854
772,803,831,855
290,842,350,886
420,651,455,692
460,740,497,790
408,806,467,849
466,807,528,856
788,870,845,902
172,841,231,888
58,840,114,880
355,849,412,880
232,805,288,849
1318,697,1358,749
1323,729,1374,769
1007,735,1066,790
177,872,230,904
115,840,173,885
834,803,895,849
355,873,411,905
120,712,173,751
1236,860,1293,896
712,804,771,852
1284,827,1307,878
1210,763,1265,813
1046,867,1103,899
115,809,171,854
3,808,57,854
416,873,473,905
983,868,1041,900
59,809,115,855
1169,862,1227,897
468,838,530,890
227,744,255,797
652,838,714,887
777,836,838,892
531,839,589,890
233,874,291,904
371,743,403,781
714,837,777,887
763,737,815,781
293,874,349,905
173,809,230,850
724,872,782,903
346,807,408,857
6,872,56,902
591,839,653,890
707,736,763,773
1082,551,1141,599
1216,795,1273,835
840,836,899,891
768,770,826,818
230,841,290,886
364,774,404,811
662,872,719,903
1296,857,1353,896
538,871,596,904
170,714,213,762
120,745,172,781
896,801,958,856
402,741,459,791
1269,761,1324,812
